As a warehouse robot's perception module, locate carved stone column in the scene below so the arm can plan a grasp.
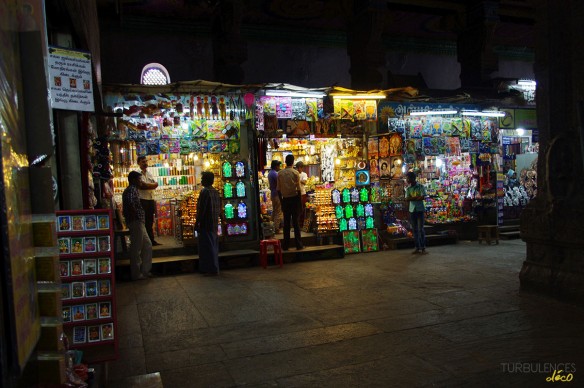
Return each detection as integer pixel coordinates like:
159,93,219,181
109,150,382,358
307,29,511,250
457,0,500,88
519,0,584,302
212,0,247,84
347,0,386,90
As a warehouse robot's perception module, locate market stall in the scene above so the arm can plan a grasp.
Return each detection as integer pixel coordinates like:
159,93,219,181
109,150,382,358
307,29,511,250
102,82,260,251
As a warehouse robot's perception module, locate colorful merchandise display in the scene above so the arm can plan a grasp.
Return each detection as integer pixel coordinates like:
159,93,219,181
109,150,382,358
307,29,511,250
56,209,118,362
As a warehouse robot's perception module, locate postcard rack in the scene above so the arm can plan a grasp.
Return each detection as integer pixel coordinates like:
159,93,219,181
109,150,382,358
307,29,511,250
56,209,118,363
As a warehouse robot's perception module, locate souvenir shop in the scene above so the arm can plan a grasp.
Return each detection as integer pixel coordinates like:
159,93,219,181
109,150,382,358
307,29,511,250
499,108,538,220
370,101,504,240
256,87,385,253
101,82,260,250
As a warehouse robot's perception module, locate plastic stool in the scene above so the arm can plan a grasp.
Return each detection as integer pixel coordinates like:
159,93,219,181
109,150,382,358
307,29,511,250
259,239,283,268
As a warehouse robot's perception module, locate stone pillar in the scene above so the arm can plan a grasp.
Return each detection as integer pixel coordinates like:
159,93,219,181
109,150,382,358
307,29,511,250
347,0,386,90
212,0,247,84
457,0,500,88
519,0,584,302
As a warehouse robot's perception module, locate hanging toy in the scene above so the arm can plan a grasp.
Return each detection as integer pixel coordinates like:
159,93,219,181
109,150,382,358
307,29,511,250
211,96,219,120
219,97,227,120
203,96,210,119
196,96,203,118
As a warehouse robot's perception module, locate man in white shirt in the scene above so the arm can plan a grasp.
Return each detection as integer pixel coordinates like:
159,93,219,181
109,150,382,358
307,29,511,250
137,156,160,245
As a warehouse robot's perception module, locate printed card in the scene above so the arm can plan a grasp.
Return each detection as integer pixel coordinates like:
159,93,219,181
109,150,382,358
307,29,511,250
99,302,111,319
61,283,71,300
84,259,96,275
71,282,84,299
85,303,98,320
98,258,111,274
100,323,114,341
98,236,110,252
85,281,98,298
58,238,70,254
72,216,84,231
83,237,97,253
72,305,85,321
98,279,111,296
84,215,97,230
97,215,109,230
62,306,71,322
60,261,70,277
58,216,71,231
70,238,84,254
70,260,83,276
88,325,100,342
73,326,86,344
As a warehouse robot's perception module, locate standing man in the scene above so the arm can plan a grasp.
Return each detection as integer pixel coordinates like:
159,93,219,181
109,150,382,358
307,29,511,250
295,161,308,225
122,171,153,280
268,160,282,233
277,154,304,251
405,171,428,254
137,156,160,245
195,171,221,276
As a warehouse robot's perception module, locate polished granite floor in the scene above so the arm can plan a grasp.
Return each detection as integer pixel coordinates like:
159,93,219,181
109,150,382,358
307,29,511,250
107,240,584,387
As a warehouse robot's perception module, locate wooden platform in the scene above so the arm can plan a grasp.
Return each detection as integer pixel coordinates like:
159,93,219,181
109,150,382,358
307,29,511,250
115,249,259,267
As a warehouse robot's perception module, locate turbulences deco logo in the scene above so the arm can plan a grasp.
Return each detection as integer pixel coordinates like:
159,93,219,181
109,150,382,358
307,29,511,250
501,363,576,383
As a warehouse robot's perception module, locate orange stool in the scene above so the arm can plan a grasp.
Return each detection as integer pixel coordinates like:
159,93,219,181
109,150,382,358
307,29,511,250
259,239,283,268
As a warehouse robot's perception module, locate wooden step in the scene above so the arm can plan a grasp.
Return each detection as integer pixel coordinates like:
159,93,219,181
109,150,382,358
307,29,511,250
115,249,259,267
499,225,520,233
499,231,521,239
384,233,458,250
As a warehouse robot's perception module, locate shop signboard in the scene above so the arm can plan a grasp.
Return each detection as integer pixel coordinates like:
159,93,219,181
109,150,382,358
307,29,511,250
499,109,515,129
48,46,94,112
515,109,537,129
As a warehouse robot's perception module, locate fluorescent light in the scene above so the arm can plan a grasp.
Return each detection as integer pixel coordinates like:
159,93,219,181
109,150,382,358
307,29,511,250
518,80,536,87
461,111,505,117
410,110,457,116
265,90,325,98
332,94,385,100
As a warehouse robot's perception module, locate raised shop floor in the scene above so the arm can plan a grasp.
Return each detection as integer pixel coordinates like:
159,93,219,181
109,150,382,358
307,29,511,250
114,231,344,278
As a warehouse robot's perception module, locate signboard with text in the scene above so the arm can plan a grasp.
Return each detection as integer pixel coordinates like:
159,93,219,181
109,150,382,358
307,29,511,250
48,47,94,112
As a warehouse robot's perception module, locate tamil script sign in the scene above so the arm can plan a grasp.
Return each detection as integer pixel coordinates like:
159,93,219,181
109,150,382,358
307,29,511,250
48,46,94,112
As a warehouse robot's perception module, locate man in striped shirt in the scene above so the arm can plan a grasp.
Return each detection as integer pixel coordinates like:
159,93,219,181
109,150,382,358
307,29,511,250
122,171,153,280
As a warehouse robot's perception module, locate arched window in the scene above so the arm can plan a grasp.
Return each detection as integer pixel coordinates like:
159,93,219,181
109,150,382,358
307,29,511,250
141,63,170,85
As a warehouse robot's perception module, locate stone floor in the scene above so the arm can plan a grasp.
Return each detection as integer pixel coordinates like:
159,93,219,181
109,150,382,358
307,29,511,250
107,240,584,387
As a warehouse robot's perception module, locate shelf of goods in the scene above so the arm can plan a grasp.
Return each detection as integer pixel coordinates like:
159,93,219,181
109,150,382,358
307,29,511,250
177,160,251,244
56,209,118,363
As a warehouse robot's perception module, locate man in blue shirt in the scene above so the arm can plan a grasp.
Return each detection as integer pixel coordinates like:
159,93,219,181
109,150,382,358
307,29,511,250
268,160,282,233
405,171,428,254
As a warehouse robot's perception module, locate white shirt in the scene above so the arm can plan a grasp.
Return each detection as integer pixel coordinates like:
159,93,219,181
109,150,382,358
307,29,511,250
299,171,308,195
138,169,156,200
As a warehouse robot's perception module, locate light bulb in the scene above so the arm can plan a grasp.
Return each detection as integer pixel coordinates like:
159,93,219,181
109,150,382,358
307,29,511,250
436,158,443,168
516,128,525,136
204,161,210,168
194,154,199,161
335,158,341,165
164,162,170,168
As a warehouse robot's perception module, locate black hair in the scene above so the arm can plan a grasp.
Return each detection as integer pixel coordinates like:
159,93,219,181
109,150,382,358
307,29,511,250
285,154,295,166
406,171,417,182
201,171,215,187
128,171,142,184
137,156,147,163
270,160,281,169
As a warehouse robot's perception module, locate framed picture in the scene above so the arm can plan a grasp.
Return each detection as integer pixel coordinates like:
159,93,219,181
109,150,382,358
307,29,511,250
59,261,70,277
98,279,111,296
71,282,84,299
58,237,70,255
85,281,98,298
61,283,71,300
72,216,84,231
360,229,379,253
72,326,86,344
98,258,111,274
379,158,391,180
70,260,83,276
85,303,98,320
99,302,111,319
355,170,370,186
97,215,109,230
98,236,110,253
62,306,71,322
88,325,101,342
72,305,85,321
100,323,114,341
70,237,84,254
58,216,71,231
83,237,97,253
84,259,96,275
342,230,361,254
84,215,97,230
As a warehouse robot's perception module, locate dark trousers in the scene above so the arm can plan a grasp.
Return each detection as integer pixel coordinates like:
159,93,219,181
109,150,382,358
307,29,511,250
410,211,426,250
281,195,302,249
140,199,156,243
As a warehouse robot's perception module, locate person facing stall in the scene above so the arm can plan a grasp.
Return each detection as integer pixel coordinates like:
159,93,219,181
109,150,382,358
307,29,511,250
405,171,428,254
137,156,160,246
277,154,304,251
295,161,308,225
195,171,221,276
268,160,282,233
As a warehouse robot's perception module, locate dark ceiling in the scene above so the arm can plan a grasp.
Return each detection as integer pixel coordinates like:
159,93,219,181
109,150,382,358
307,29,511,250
96,0,535,49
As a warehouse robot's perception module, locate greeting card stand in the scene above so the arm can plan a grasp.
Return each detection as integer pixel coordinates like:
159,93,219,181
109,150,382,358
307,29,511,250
56,209,118,363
